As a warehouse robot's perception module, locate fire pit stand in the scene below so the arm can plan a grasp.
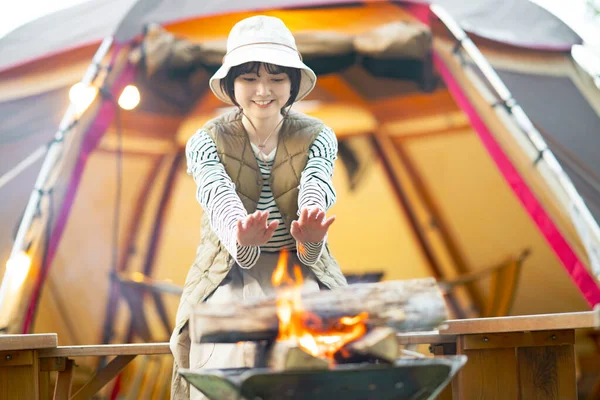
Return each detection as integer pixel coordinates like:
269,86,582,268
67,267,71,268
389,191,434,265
180,355,466,400
182,278,466,399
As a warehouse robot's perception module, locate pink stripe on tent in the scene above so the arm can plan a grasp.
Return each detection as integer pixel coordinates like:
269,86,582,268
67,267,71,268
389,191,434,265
402,0,432,25
432,52,600,307
21,60,137,333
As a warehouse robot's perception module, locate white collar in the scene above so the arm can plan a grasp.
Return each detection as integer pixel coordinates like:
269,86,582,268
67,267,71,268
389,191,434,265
250,142,276,162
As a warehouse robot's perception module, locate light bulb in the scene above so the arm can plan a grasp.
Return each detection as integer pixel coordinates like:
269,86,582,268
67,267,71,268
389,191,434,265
69,82,98,115
5,252,32,289
118,85,140,110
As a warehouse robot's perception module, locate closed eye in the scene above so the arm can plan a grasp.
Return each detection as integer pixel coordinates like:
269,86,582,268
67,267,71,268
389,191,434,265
243,77,256,82
271,78,284,83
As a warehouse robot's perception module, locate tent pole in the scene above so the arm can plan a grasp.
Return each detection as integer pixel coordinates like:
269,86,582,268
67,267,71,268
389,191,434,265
0,37,114,330
318,73,468,315
371,132,468,318
100,153,164,357
393,141,486,313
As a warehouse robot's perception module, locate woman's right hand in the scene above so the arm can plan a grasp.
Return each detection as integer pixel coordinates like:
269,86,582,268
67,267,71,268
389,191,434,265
236,211,279,247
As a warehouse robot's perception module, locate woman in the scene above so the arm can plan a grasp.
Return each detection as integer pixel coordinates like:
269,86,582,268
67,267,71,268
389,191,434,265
170,15,347,400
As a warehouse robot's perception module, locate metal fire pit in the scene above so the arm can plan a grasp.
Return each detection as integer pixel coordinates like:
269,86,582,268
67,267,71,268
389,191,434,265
180,355,466,400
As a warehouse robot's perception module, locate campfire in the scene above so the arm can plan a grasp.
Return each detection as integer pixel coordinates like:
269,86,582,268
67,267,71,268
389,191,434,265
190,250,449,370
184,251,466,400
272,250,369,364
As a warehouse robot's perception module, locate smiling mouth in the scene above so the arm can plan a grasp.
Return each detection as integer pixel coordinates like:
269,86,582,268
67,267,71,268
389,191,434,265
253,100,274,106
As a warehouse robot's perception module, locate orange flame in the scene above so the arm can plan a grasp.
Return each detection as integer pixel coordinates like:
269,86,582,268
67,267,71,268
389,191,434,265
272,250,368,360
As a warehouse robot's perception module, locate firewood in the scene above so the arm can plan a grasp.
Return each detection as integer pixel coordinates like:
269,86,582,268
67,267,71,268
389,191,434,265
191,278,447,343
267,340,329,371
344,327,399,363
399,348,427,358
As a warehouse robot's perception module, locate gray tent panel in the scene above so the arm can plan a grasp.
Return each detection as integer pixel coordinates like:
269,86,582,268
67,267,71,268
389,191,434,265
0,88,70,175
497,69,600,223
0,0,135,71
0,88,71,265
432,0,580,49
0,0,582,72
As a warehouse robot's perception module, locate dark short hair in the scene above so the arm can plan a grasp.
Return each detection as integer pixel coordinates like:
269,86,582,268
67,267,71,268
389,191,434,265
220,62,302,111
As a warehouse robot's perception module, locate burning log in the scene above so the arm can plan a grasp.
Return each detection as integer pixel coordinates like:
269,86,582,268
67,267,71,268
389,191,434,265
343,327,399,363
190,278,447,344
266,330,400,370
267,340,330,371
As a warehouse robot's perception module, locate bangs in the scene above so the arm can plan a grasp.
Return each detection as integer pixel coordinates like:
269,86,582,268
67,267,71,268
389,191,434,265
232,62,288,77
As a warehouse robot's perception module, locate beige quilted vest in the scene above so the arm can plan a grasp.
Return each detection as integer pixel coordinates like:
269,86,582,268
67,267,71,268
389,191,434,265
170,109,347,399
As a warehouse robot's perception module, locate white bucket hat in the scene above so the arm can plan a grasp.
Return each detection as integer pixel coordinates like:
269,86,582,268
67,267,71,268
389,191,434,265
209,16,317,105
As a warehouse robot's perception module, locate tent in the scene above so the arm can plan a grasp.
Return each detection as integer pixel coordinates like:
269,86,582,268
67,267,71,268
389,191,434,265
1,0,599,396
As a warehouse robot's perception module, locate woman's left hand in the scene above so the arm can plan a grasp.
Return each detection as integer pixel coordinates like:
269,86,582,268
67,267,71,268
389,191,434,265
290,207,335,243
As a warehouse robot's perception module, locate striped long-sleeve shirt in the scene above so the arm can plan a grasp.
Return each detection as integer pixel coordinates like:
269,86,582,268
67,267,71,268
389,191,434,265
186,126,338,269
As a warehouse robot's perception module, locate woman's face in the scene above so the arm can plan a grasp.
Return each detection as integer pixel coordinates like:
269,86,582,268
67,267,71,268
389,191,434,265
233,64,291,122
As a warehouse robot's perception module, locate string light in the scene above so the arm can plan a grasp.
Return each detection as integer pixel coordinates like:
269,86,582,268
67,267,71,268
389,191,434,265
118,85,141,110
5,252,32,290
69,82,98,115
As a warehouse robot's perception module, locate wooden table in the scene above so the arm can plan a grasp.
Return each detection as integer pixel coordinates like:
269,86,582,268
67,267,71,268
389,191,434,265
0,334,58,399
397,306,600,400
0,335,170,400
2,307,598,399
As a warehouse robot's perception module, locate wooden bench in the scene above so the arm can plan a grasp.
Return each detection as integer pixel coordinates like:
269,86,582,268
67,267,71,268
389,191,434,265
2,306,599,399
397,306,600,399
0,335,170,400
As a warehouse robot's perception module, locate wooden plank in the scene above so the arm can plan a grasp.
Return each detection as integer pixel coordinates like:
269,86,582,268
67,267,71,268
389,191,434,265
517,345,577,399
39,369,50,400
38,342,171,358
461,330,574,351
0,334,58,351
0,362,39,400
442,307,600,335
71,355,135,400
0,350,33,367
53,358,74,400
396,331,456,345
454,340,519,400
32,351,40,400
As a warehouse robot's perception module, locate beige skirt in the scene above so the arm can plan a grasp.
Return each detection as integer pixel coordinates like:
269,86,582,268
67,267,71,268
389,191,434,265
190,251,320,400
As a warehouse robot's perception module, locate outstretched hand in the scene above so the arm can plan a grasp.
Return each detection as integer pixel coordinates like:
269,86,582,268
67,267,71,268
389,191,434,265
237,211,279,247
290,207,335,244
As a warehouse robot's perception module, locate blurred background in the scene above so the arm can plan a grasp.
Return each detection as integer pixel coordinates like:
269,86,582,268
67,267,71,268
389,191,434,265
0,0,599,398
